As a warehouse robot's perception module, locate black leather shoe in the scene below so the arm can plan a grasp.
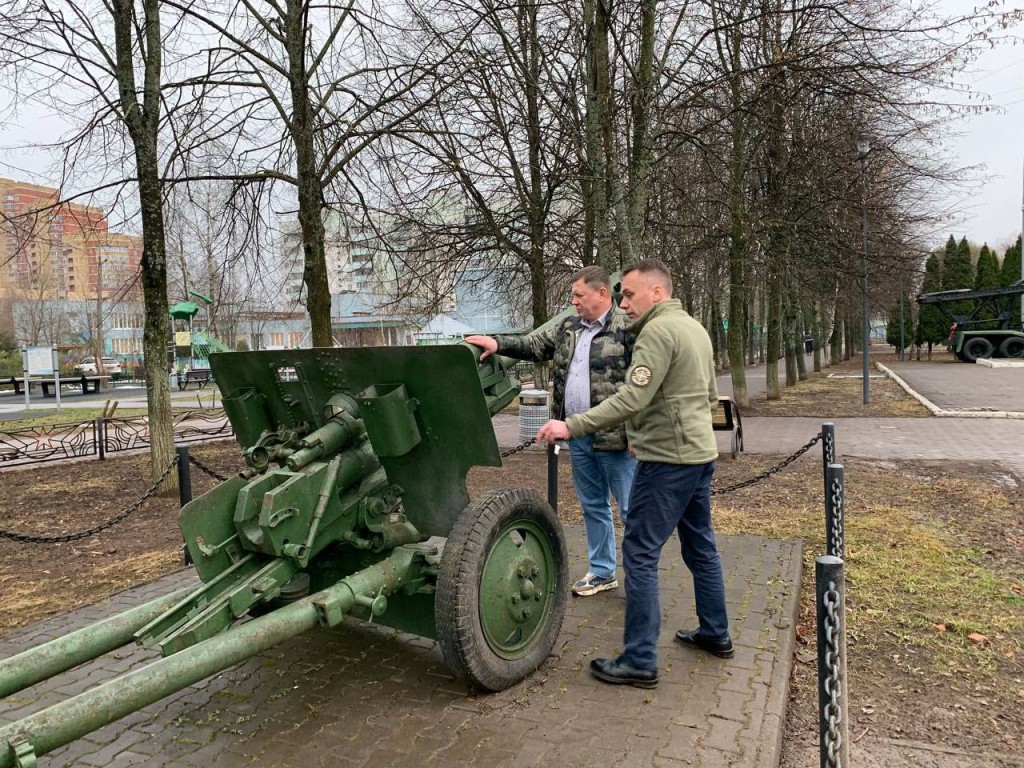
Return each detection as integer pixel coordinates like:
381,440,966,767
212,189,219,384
589,656,659,689
674,629,734,659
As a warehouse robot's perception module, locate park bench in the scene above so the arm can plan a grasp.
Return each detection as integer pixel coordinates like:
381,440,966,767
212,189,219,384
2,375,110,396
39,375,109,397
712,395,744,459
3,377,39,395
177,369,213,390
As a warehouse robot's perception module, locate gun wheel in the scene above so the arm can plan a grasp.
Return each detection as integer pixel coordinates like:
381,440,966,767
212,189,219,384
436,488,568,691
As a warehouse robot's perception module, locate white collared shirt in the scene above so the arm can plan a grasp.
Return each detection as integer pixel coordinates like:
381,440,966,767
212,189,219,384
563,309,610,417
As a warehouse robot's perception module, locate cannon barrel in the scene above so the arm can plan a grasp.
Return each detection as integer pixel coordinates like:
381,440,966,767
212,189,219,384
0,547,419,768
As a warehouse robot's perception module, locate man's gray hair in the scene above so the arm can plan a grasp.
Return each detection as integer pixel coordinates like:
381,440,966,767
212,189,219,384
572,265,611,290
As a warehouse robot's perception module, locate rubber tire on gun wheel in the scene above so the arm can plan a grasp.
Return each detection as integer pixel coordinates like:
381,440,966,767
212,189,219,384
961,336,993,362
436,488,568,691
999,336,1024,358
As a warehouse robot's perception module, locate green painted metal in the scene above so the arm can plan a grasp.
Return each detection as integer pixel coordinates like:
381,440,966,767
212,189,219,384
478,519,560,659
168,301,199,320
0,547,422,768
0,332,571,763
213,346,504,538
0,586,194,699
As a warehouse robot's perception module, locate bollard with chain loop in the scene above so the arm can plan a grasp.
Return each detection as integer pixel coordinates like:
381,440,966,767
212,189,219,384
177,446,193,507
825,464,845,560
0,456,179,544
816,555,849,768
821,422,836,503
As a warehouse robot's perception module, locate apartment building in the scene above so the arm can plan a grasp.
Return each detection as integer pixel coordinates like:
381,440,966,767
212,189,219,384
0,178,142,304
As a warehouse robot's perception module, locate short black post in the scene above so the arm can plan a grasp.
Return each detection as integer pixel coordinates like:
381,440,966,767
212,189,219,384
547,443,559,514
96,418,106,461
176,445,194,565
816,555,849,768
825,463,845,560
176,445,193,507
821,422,836,502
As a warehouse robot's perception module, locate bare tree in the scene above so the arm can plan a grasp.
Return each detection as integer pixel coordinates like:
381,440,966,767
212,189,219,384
0,0,187,488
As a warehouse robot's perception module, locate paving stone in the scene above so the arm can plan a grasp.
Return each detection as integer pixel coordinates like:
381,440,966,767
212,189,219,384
0,522,802,768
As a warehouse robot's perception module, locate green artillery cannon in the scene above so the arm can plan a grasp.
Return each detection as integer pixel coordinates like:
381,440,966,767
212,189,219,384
0,342,568,767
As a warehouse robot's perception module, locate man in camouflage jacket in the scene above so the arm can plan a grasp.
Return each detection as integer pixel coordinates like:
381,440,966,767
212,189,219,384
466,266,636,596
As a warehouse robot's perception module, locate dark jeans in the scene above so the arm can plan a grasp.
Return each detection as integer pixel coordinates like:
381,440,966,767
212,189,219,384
621,460,728,670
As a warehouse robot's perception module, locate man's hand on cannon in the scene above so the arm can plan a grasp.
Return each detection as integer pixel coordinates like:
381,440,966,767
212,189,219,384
465,334,498,360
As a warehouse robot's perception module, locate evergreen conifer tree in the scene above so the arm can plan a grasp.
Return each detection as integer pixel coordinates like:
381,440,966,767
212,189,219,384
886,290,915,354
1002,236,1022,325
916,252,947,357
942,236,975,319
974,244,1001,290
973,244,1002,327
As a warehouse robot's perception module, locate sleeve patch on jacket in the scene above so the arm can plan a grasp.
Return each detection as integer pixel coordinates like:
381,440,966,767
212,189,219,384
630,365,653,387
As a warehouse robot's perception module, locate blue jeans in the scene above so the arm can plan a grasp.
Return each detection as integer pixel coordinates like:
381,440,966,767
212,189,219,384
621,460,728,670
568,436,637,580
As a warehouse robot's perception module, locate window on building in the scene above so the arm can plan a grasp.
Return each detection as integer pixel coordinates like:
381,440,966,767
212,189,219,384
270,332,285,347
288,332,303,348
251,333,264,350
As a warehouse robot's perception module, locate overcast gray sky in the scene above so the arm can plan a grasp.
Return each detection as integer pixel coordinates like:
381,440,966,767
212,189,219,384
1,2,1021,256
934,0,1024,252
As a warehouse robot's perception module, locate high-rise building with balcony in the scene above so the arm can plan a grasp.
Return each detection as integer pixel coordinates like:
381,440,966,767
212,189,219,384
0,178,142,303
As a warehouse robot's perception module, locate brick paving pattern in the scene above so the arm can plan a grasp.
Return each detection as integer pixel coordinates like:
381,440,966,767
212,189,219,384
0,526,802,768
6,352,1018,767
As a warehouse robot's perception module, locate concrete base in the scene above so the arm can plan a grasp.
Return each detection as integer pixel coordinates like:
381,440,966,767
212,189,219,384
976,358,1024,368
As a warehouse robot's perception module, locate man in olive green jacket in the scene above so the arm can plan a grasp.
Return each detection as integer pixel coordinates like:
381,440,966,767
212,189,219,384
537,259,731,689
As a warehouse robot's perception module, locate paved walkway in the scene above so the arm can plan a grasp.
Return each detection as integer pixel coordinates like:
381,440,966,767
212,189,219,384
883,360,1024,414
0,526,802,768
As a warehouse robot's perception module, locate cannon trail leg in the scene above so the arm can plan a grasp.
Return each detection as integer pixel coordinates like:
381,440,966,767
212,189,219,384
0,547,419,768
0,586,194,699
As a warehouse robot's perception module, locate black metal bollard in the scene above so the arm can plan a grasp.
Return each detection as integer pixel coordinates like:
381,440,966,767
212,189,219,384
816,555,849,768
547,443,559,514
825,463,846,560
96,418,106,461
821,422,836,502
176,445,194,566
176,445,193,507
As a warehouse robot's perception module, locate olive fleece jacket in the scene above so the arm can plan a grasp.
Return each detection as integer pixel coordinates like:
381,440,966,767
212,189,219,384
565,299,719,464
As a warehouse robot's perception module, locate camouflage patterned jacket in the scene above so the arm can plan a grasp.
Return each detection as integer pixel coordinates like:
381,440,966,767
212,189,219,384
494,307,634,451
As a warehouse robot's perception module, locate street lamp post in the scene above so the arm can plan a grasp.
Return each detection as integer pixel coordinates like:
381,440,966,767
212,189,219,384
857,135,870,405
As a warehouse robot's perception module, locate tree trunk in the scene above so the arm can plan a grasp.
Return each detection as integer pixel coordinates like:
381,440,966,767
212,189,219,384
112,0,175,491
584,0,613,271
783,292,798,386
285,0,332,347
765,265,782,400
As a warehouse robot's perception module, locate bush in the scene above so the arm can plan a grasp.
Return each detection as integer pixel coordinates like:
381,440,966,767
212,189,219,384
0,350,21,377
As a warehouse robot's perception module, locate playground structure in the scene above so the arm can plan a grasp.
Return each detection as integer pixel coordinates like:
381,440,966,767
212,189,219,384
169,291,232,374
916,280,1024,362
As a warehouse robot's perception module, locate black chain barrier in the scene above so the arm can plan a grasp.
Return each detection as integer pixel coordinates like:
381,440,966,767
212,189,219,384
500,440,535,458
188,453,230,482
3,431,821,543
822,580,845,767
710,431,822,496
0,456,180,544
